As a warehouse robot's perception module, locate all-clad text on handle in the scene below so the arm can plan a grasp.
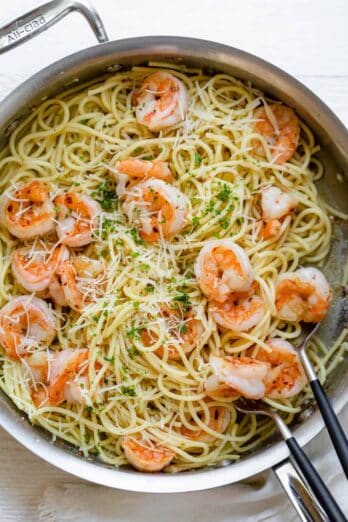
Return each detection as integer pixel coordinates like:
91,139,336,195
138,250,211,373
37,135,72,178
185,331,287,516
0,0,108,55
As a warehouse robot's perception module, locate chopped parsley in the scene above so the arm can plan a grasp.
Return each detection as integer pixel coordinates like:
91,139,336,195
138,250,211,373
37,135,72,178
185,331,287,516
92,180,118,210
83,433,91,444
178,324,188,335
128,346,140,359
204,200,216,214
194,152,203,167
217,183,232,202
92,444,101,456
128,227,145,246
127,326,144,339
120,385,136,397
104,355,115,363
218,216,231,229
101,218,117,238
173,291,191,312
79,151,89,162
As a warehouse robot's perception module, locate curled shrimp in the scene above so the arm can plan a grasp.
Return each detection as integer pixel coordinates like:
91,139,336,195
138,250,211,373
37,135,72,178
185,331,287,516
180,405,230,442
141,306,203,360
49,255,105,311
123,178,190,242
112,159,173,197
0,180,55,239
133,72,189,132
12,243,70,293
275,267,332,322
210,292,265,332
121,435,175,472
249,338,307,399
252,104,300,164
54,191,101,247
0,296,55,360
25,348,89,407
194,239,254,302
205,356,270,400
259,186,298,239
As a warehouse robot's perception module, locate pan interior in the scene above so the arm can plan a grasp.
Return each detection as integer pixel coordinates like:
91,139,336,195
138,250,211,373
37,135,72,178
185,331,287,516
0,38,347,490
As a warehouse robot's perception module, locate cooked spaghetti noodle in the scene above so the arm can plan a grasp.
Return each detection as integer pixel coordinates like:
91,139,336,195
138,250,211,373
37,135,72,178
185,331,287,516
0,64,346,472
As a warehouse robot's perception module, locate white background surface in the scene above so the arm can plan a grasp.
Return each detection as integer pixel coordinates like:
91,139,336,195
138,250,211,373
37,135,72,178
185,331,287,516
0,0,347,520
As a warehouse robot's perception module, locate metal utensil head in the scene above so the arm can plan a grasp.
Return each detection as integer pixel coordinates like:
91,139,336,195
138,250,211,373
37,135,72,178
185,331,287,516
295,322,321,353
234,398,293,439
234,398,274,417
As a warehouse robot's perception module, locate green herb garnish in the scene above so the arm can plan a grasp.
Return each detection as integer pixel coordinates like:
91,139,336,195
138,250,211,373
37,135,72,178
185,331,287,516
194,152,203,167
128,227,145,246
92,180,118,210
217,183,232,202
120,385,136,397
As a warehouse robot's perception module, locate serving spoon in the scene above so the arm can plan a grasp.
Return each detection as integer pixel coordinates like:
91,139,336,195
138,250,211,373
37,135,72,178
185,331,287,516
295,322,348,479
235,398,346,522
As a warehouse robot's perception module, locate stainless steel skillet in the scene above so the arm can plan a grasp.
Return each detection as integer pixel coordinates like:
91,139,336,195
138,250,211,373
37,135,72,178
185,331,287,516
0,1,347,518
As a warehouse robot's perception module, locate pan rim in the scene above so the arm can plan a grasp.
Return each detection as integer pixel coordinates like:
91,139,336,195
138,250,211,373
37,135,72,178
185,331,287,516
0,35,347,491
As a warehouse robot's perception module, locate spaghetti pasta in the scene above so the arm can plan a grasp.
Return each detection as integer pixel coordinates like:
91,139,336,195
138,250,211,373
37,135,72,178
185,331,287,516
0,65,346,472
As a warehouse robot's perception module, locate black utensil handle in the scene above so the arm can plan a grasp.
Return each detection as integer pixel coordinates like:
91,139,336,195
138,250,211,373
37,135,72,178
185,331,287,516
286,437,347,522
310,378,348,479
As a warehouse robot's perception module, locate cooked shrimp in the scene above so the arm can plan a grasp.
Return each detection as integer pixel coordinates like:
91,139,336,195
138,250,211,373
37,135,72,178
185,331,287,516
253,104,300,164
194,239,254,302
0,296,55,360
121,435,175,472
205,356,270,400
12,243,70,293
133,72,189,132
180,405,230,442
261,186,298,222
54,192,101,247
47,273,67,307
259,186,298,239
113,159,173,197
26,348,89,407
0,180,55,239
141,306,203,360
275,267,332,322
259,219,282,240
123,178,189,242
210,293,265,332
249,338,307,399
50,255,105,310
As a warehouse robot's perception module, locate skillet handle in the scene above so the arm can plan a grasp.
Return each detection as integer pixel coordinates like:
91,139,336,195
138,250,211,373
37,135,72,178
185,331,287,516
299,350,348,479
0,0,108,55
274,459,329,522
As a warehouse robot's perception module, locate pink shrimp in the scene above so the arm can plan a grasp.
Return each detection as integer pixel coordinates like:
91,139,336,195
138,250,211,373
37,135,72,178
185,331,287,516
133,72,189,132
253,104,300,164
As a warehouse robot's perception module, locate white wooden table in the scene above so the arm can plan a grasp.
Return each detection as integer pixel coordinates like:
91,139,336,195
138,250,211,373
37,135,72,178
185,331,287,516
0,1,347,520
